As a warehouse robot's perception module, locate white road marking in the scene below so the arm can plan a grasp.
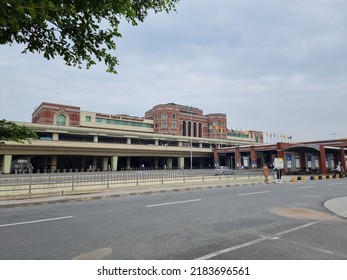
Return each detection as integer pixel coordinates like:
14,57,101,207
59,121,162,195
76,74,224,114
146,199,202,208
275,221,319,236
0,216,73,228
196,221,320,260
238,191,270,196
329,182,344,186
298,186,315,189
195,237,268,260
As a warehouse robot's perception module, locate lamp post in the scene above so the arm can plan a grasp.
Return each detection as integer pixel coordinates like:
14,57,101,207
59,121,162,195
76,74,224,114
190,106,193,170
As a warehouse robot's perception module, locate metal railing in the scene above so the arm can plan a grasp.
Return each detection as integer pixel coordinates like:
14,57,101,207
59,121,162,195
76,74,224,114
0,169,264,195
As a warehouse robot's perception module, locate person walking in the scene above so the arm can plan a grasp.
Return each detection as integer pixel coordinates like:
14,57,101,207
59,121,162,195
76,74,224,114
262,163,270,183
335,163,342,177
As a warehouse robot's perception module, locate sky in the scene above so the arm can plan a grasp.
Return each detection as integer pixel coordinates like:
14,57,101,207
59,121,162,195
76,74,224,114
0,0,346,142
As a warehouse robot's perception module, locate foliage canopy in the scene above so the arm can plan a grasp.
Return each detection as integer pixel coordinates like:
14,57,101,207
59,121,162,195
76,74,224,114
0,0,179,73
0,120,38,144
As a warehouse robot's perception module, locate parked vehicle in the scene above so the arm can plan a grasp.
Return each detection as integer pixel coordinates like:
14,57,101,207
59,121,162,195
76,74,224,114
214,166,234,175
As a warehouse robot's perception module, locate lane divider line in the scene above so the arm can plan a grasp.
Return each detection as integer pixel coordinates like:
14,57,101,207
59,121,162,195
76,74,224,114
0,216,73,228
146,199,202,208
298,186,316,189
238,191,270,196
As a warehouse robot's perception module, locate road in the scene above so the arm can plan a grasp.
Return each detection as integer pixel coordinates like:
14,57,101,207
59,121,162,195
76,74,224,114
0,179,347,260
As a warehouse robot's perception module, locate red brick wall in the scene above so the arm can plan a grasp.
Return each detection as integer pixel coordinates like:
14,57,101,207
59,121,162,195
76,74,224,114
32,102,80,127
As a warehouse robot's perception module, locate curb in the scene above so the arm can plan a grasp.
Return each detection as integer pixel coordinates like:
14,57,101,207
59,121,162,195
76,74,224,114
290,174,345,181
0,179,277,208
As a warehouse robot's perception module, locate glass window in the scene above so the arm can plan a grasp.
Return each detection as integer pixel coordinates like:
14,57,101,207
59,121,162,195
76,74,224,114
172,122,176,128
162,122,167,128
85,116,91,122
154,114,158,120
161,113,167,120
56,114,66,126
172,113,176,119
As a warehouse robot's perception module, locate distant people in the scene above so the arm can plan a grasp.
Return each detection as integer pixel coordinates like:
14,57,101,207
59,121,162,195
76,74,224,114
262,164,270,183
335,163,344,178
335,163,342,177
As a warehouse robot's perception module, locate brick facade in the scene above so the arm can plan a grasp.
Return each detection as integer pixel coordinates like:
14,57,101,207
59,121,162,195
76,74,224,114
32,102,80,127
144,103,227,138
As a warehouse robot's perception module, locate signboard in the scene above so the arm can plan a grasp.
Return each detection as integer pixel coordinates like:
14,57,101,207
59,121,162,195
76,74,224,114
274,158,284,169
243,157,249,167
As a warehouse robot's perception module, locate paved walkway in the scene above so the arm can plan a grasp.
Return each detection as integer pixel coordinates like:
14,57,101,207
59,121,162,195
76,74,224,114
1,176,346,219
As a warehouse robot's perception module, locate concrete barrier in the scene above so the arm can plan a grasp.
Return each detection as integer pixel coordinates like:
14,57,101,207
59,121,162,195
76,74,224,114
291,174,343,181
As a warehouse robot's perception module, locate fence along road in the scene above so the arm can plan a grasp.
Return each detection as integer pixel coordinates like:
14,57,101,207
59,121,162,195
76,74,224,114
0,169,265,198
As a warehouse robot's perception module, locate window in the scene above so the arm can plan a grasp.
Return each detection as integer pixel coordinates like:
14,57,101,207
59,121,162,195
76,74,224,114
85,116,91,122
213,121,218,126
172,113,176,120
154,114,158,120
162,122,167,128
161,113,167,120
56,114,66,126
172,122,176,128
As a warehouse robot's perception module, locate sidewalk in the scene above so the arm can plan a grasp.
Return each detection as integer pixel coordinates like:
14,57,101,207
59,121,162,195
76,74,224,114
324,197,347,219
1,176,346,220
0,176,280,208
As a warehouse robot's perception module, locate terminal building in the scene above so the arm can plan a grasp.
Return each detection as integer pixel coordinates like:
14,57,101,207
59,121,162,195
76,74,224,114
1,102,346,175
1,102,262,174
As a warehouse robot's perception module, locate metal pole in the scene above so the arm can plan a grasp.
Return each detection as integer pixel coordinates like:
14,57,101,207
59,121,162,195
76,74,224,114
190,107,193,170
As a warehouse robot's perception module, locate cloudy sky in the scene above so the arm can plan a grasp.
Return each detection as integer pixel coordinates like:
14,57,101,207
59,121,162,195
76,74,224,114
1,0,346,142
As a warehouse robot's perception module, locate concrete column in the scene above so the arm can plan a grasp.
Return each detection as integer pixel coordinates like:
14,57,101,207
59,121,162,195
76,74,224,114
299,153,306,170
178,141,182,147
167,158,173,169
319,145,327,175
235,148,241,169
213,149,219,167
154,139,159,146
111,156,118,171
52,133,59,141
199,143,203,148
154,158,159,169
127,138,131,144
102,157,109,171
250,146,257,169
51,155,57,172
2,155,12,174
126,157,131,170
178,157,184,169
93,157,97,168
93,135,98,143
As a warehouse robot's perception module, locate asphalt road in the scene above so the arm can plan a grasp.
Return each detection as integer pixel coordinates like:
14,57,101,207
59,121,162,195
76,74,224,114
1,179,347,260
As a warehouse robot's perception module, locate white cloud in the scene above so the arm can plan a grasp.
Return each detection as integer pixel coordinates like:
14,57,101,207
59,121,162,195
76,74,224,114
0,0,346,141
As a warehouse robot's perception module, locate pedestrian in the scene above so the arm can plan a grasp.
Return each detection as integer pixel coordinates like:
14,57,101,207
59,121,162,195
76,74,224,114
262,163,270,183
335,163,342,177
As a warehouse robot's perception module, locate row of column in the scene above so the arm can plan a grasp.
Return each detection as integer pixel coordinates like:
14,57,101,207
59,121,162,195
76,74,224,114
1,155,187,174
214,144,346,174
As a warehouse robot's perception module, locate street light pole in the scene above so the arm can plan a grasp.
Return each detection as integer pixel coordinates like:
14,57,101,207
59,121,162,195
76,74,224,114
190,106,193,170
